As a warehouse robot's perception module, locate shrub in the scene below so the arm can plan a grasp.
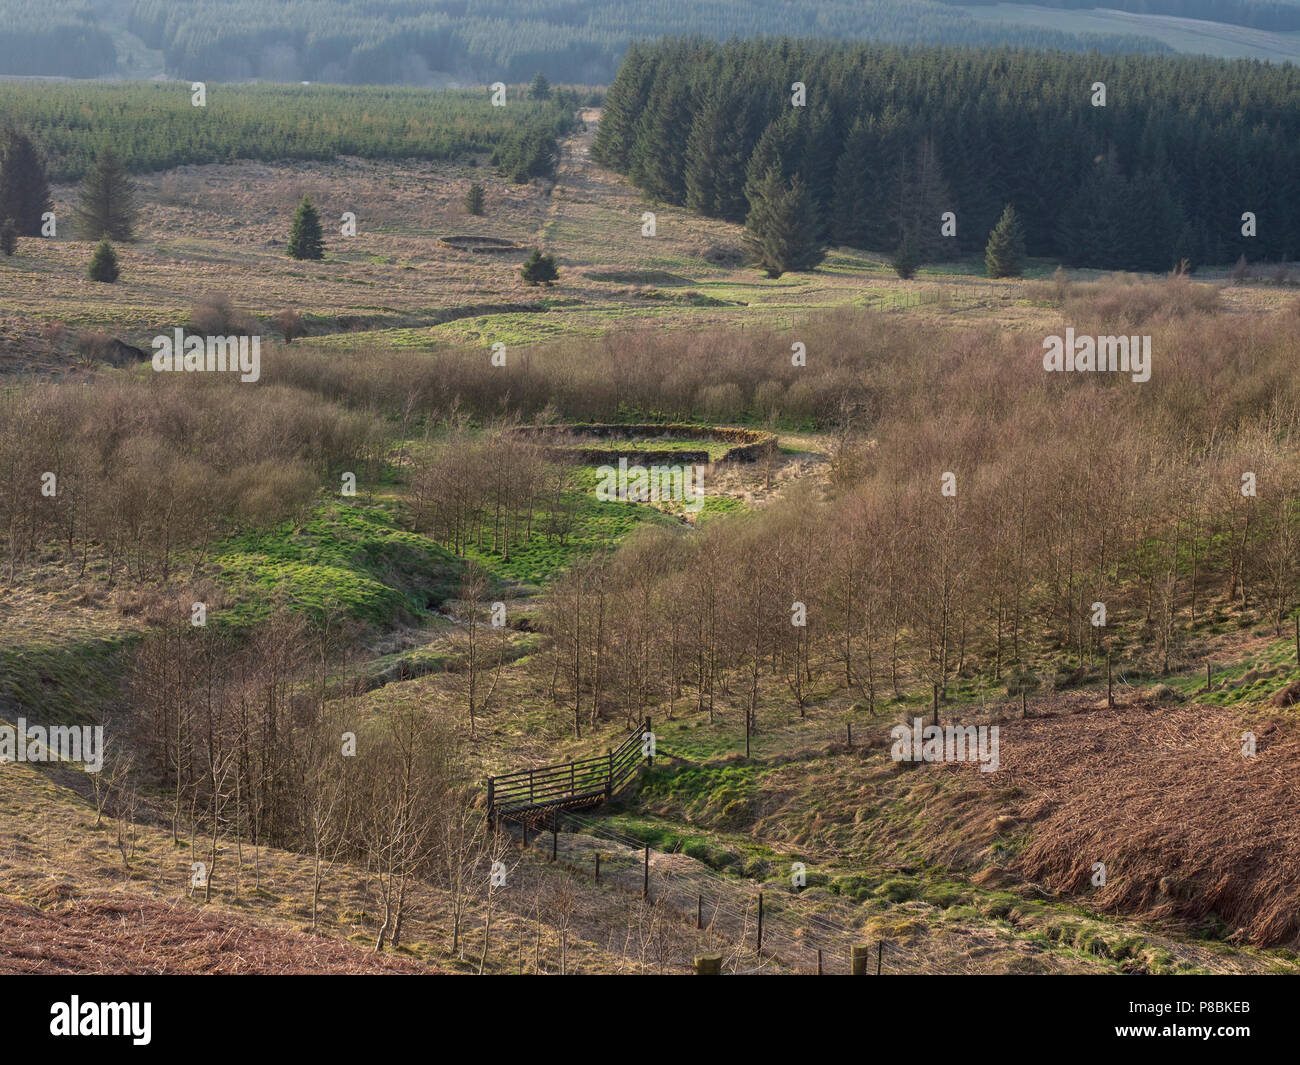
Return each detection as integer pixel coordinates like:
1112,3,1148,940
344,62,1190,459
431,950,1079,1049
702,242,746,267
696,382,744,421
41,320,68,348
190,293,258,336
520,247,558,285
272,309,306,343
87,238,119,283
75,330,113,363
752,379,785,418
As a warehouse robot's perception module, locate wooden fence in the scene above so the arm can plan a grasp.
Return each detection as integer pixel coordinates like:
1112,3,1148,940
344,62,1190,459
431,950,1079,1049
487,717,651,822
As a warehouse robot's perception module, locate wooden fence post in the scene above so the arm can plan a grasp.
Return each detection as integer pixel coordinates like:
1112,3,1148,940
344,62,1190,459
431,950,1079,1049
696,893,702,930
694,955,722,975
1107,653,1114,707
642,845,649,900
851,944,870,975
594,853,600,883
756,892,763,953
877,941,883,975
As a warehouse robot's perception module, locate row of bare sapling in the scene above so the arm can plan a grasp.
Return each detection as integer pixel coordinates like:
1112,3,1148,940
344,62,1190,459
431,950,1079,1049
530,292,1300,735
119,606,515,961
537,433,1300,741
116,597,710,970
0,374,387,583
405,412,584,562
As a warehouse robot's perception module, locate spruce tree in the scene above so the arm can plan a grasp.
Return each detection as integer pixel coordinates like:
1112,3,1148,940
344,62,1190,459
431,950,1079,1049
72,149,136,241
985,204,1026,278
465,183,485,216
684,75,771,223
830,119,875,248
683,86,729,217
629,71,693,204
520,247,558,285
743,113,801,218
891,239,917,280
88,238,120,283
895,138,951,263
0,218,16,256
592,44,653,171
287,195,325,261
529,72,551,100
743,169,825,279
830,108,908,253
0,128,52,237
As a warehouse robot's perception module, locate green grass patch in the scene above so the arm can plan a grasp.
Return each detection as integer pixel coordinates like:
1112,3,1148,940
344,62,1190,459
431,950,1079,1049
464,466,680,584
211,500,462,629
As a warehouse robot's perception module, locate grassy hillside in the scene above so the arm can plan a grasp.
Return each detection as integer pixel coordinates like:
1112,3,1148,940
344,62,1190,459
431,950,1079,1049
2,110,1287,374
6,102,1300,978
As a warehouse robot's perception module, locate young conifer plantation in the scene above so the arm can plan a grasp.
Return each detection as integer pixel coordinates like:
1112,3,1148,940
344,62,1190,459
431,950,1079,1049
1,0,1298,1030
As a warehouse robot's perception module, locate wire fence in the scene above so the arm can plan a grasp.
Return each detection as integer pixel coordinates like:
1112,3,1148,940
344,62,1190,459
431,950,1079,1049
500,804,917,974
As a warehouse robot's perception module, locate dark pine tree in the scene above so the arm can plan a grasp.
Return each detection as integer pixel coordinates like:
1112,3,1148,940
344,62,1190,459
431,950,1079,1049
892,137,953,263
0,218,16,256
830,119,875,248
629,69,695,204
288,195,325,260
743,169,825,279
985,204,1026,278
529,72,552,100
592,44,656,172
891,239,918,280
744,112,802,210
0,127,52,237
72,149,135,241
465,183,485,216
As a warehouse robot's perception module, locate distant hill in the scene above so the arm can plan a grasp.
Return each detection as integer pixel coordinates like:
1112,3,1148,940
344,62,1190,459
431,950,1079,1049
951,1,1300,62
945,0,1300,32
2,0,1174,83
